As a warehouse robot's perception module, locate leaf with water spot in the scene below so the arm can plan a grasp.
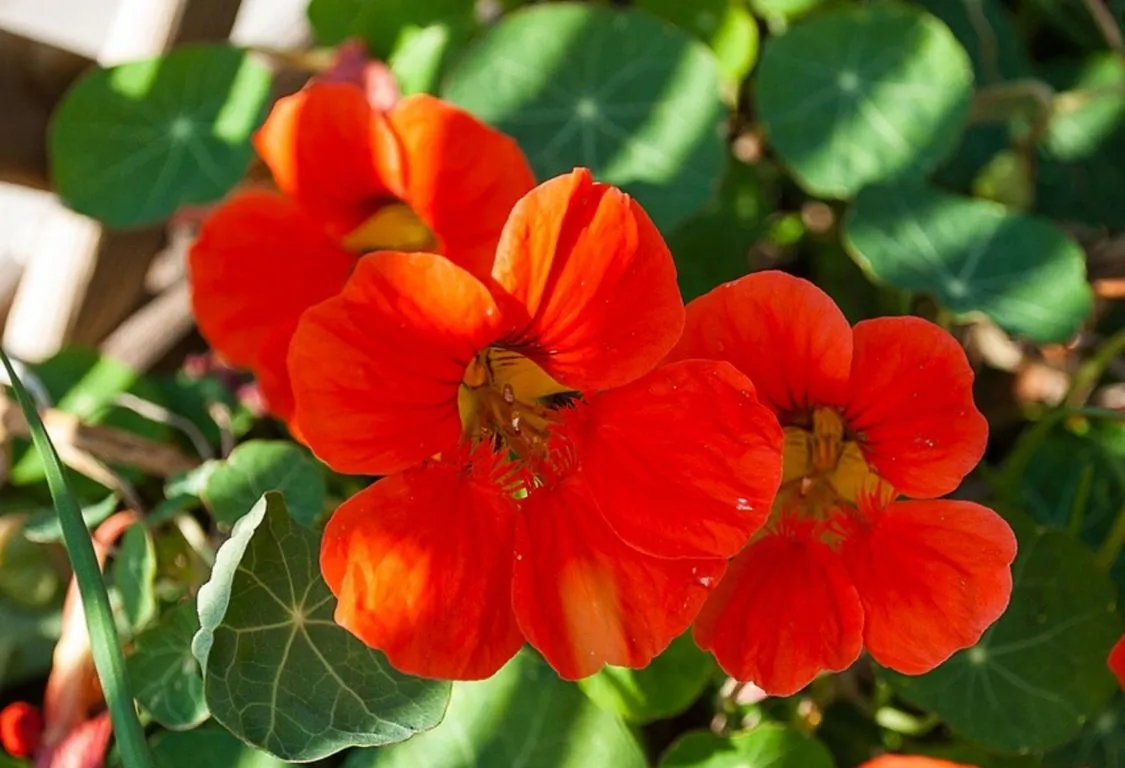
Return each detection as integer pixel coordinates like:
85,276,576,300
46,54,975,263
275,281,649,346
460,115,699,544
192,492,450,762
844,183,1092,343
443,3,726,231
755,2,972,198
886,513,1123,752
345,650,646,768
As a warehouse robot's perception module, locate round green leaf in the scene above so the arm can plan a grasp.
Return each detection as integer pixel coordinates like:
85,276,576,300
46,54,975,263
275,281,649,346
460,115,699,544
50,44,271,228
114,524,158,632
1046,693,1125,768
192,492,450,761
126,601,208,731
202,440,326,527
659,725,835,768
443,2,726,231
150,725,287,768
579,632,716,724
634,0,759,85
755,2,973,198
887,518,1124,752
347,650,646,768
844,183,1093,343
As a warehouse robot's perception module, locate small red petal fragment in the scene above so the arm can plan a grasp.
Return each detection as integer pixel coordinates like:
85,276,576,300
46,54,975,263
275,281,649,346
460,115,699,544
0,702,42,758
1110,634,1125,690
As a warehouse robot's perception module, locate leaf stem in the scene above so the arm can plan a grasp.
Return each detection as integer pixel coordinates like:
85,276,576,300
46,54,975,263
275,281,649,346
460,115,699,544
0,350,154,768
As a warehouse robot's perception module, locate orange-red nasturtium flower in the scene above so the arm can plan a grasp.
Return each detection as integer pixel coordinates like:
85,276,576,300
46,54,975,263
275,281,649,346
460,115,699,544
188,80,535,427
1111,634,1125,689
289,169,785,681
860,757,977,768
669,271,1017,696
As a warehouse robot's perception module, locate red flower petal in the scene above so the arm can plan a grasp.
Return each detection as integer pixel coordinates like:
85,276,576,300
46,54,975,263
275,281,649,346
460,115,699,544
321,462,523,680
289,252,508,476
845,317,988,498
671,271,852,418
0,702,42,758
383,95,536,279
254,82,393,237
492,169,684,392
843,499,1016,674
512,472,724,680
188,192,354,422
860,757,977,768
567,360,782,559
1110,634,1125,690
693,534,864,696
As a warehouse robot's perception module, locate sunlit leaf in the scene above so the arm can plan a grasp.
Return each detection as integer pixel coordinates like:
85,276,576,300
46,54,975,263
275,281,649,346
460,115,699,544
114,524,157,633
659,725,835,767
24,494,118,544
755,2,972,198
126,601,208,731
844,183,1092,343
444,3,726,230
50,44,271,228
888,515,1123,752
192,492,449,761
150,725,286,768
347,650,646,768
635,0,759,85
202,440,325,527
579,632,716,724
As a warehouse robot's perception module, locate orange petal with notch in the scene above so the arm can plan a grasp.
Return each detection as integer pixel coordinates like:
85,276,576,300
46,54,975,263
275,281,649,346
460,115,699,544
289,252,508,476
843,499,1016,674
845,317,988,498
670,271,853,419
694,533,864,696
322,461,522,680
512,471,724,680
567,360,782,559
188,191,354,422
382,94,536,278
492,169,683,392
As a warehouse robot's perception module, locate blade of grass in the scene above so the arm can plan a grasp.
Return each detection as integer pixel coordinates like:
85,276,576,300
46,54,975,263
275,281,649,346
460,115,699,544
1,349,154,768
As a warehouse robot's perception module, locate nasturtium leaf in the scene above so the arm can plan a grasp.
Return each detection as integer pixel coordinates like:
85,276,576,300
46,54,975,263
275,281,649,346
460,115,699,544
114,524,157,633
844,183,1093,343
1036,55,1125,230
913,0,1030,83
755,2,973,198
192,492,449,762
201,440,325,527
634,0,759,86
659,725,835,768
346,650,646,768
443,2,727,231
887,518,1123,753
668,160,774,302
579,632,716,724
125,601,208,731
23,494,118,543
49,44,271,228
1045,693,1125,768
389,22,474,96
150,725,287,768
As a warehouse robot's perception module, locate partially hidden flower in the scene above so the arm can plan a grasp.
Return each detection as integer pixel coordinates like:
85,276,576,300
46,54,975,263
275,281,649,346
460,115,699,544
669,271,1017,696
1111,634,1125,689
189,80,536,426
860,757,977,768
291,169,784,681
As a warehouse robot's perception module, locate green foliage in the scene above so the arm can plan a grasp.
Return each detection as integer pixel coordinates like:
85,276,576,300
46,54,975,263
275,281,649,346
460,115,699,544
201,440,326,527
192,492,450,761
149,725,288,768
635,0,760,87
126,601,208,731
845,184,1093,342
888,515,1123,752
49,44,271,228
444,2,726,231
755,2,973,198
346,650,646,767
659,726,835,767
114,524,158,633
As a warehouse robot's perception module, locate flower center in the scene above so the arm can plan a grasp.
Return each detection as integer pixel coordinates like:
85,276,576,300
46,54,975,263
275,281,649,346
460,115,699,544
342,202,437,254
457,349,578,475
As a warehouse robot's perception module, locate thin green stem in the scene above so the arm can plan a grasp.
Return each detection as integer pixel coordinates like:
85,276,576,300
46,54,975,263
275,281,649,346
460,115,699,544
1097,502,1125,570
1067,327,1125,407
1,351,154,768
